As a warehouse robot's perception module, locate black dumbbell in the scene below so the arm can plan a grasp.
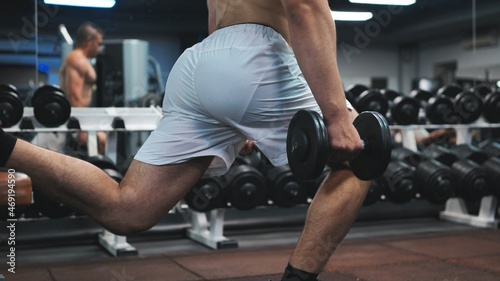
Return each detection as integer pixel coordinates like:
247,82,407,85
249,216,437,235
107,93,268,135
392,147,455,204
450,143,500,199
345,84,389,116
411,89,456,124
382,160,418,204
478,140,500,159
363,176,386,206
140,93,163,107
225,164,267,210
33,191,74,219
437,84,483,124
381,89,420,125
422,145,490,201
185,176,228,212
475,85,500,123
32,85,71,127
287,110,391,181
0,84,24,127
264,165,307,208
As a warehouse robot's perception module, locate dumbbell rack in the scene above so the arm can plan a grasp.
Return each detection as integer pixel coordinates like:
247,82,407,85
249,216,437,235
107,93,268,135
393,122,500,229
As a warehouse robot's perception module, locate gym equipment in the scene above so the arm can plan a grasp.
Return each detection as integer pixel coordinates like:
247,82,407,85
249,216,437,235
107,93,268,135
0,169,32,220
264,165,307,208
381,89,420,125
392,147,455,204
478,140,500,159
450,143,500,199
185,176,228,212
411,89,456,124
422,145,490,201
33,191,73,219
382,160,418,204
475,86,500,123
437,84,483,124
0,84,24,127
449,144,489,164
32,85,71,127
287,110,391,181
140,93,162,107
225,164,267,210
484,90,500,123
363,176,386,206
345,84,389,116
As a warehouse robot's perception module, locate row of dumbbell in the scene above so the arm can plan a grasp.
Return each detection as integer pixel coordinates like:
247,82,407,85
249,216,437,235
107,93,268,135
0,84,71,128
345,83,500,125
184,150,330,212
364,139,500,206
184,139,500,212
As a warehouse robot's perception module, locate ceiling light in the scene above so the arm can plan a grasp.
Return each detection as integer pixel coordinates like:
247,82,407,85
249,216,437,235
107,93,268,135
332,11,373,21
44,0,116,8
349,0,416,6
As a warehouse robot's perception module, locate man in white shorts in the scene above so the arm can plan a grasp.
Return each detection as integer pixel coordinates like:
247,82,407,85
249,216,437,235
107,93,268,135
0,1,369,280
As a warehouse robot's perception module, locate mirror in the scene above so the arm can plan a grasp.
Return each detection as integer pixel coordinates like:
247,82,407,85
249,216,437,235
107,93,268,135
0,1,43,104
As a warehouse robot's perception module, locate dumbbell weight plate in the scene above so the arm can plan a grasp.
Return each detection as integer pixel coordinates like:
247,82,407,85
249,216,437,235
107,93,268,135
287,110,329,181
185,177,227,212
355,89,389,116
350,111,392,181
226,165,267,210
32,85,71,127
390,96,420,125
345,84,369,104
0,84,24,127
437,84,463,99
484,91,500,123
454,90,483,124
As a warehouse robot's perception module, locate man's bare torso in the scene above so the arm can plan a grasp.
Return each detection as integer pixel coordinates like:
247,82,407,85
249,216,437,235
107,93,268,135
209,0,290,42
59,49,96,107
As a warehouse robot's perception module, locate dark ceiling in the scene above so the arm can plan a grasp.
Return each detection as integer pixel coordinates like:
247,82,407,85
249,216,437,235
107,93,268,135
1,0,499,46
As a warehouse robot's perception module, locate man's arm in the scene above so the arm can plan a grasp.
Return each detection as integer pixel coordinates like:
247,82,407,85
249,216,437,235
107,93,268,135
281,0,362,161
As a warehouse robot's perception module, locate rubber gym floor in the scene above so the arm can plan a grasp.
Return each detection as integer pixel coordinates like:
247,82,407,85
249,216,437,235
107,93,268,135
1,201,499,281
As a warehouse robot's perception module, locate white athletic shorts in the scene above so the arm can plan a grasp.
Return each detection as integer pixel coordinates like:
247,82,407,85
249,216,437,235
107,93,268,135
135,24,352,176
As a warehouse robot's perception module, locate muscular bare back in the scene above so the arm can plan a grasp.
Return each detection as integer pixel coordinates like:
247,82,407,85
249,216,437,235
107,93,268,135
208,0,290,42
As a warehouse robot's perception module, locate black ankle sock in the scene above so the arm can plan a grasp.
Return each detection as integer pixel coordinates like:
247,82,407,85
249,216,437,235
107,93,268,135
281,263,318,281
0,126,17,167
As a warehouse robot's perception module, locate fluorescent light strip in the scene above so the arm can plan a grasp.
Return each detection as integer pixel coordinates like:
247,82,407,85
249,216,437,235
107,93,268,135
44,0,116,8
349,0,416,6
332,11,373,21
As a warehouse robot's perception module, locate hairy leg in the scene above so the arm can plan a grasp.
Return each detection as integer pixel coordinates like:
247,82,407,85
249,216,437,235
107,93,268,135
288,169,370,273
7,139,212,235
287,108,371,274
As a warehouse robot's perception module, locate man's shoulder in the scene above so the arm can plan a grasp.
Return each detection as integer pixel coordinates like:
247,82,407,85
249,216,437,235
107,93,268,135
65,51,92,72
